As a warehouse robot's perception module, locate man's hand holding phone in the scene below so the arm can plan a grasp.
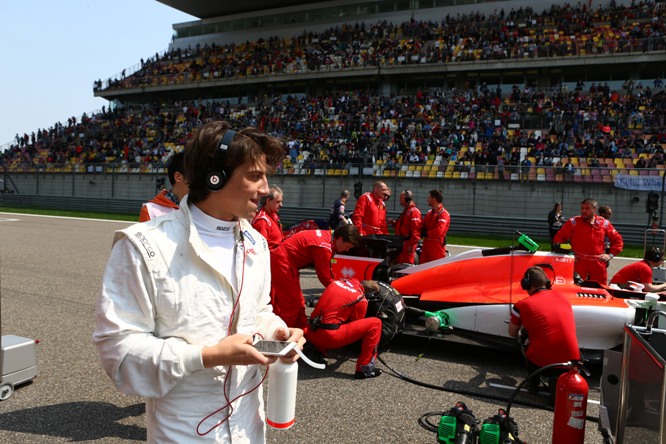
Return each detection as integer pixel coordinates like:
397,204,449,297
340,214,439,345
267,327,305,363
201,333,277,368
252,340,296,356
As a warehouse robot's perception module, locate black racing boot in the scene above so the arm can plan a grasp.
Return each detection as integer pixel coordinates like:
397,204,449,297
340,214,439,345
354,368,382,379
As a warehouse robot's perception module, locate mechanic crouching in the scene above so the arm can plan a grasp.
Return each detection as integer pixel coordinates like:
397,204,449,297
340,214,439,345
305,279,383,379
508,266,581,396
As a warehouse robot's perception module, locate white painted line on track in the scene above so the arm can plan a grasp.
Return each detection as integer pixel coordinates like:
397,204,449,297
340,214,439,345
0,212,133,223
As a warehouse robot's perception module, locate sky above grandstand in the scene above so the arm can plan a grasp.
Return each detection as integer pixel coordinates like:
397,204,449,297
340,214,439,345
0,0,195,148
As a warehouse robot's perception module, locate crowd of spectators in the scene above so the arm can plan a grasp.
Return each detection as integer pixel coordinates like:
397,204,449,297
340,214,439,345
94,1,665,91
3,80,665,177
3,1,665,180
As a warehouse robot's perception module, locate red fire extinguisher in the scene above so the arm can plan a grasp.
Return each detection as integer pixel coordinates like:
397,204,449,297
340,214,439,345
552,365,588,444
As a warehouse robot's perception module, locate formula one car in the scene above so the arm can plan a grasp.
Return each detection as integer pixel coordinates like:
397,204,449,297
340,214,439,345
331,233,645,360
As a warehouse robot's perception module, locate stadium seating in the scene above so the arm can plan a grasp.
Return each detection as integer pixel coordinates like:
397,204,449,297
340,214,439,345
6,2,666,184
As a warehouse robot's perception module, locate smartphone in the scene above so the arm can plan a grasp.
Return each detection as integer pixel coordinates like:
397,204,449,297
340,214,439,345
252,340,297,357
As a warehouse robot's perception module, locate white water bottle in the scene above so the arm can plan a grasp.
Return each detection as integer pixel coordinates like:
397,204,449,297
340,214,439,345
266,360,298,429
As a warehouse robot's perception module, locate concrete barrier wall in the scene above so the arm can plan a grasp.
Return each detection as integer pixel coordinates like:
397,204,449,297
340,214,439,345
1,170,662,244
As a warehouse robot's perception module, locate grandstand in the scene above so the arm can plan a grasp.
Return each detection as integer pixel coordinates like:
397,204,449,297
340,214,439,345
97,0,666,102
1,0,665,233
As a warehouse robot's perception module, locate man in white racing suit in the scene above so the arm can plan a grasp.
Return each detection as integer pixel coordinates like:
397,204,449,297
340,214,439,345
93,121,304,443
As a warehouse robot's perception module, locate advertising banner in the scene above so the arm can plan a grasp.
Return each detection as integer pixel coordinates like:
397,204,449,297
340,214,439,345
614,174,664,192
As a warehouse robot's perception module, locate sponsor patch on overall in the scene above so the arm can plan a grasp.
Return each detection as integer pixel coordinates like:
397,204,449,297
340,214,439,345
134,232,156,258
243,230,256,245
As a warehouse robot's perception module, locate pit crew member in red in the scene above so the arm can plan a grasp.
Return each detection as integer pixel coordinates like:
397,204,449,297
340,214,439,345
251,185,283,250
611,246,666,292
305,279,383,379
553,198,623,284
509,266,581,374
270,224,361,329
391,190,422,264
419,189,450,263
351,181,389,235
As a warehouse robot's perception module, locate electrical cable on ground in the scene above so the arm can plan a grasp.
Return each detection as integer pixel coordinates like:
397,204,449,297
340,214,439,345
377,354,600,424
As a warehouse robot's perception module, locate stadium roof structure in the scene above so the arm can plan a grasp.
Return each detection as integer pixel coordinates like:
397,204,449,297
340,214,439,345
156,0,337,20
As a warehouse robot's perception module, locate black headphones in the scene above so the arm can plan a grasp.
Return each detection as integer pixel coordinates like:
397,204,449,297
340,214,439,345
521,267,552,291
404,190,413,203
205,129,237,191
646,247,664,263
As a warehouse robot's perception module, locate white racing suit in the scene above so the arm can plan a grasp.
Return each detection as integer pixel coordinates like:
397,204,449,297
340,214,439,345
93,197,287,443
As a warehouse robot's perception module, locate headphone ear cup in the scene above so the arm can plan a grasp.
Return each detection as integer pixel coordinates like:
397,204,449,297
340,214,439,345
545,277,552,289
649,249,663,262
520,273,530,291
206,169,226,191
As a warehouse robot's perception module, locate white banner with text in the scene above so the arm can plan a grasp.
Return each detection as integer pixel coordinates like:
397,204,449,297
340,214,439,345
614,174,664,192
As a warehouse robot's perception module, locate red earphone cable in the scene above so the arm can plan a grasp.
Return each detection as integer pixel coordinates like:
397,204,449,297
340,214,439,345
197,222,259,436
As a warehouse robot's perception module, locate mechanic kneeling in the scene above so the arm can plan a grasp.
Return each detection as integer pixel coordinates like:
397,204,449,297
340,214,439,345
305,279,383,379
508,266,581,395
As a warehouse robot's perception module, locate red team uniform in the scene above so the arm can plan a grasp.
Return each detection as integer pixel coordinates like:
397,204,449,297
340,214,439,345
610,260,653,286
270,229,335,329
305,279,382,373
251,208,283,250
510,290,580,368
420,205,450,263
393,204,422,264
554,215,623,283
352,192,388,236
